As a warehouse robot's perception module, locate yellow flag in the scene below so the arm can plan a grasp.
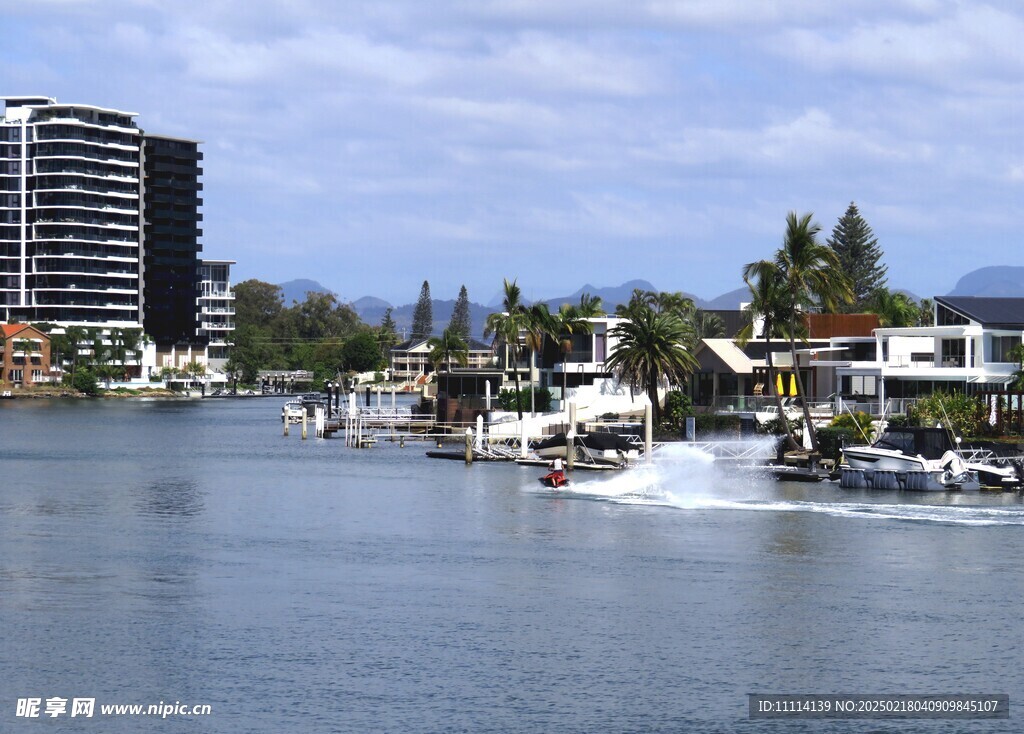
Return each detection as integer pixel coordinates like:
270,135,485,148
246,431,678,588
789,373,798,397
775,372,783,395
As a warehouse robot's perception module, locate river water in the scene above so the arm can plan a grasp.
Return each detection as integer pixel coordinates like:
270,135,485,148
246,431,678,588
1,398,1023,732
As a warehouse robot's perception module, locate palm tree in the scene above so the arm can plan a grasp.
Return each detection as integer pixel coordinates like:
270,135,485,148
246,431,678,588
1010,344,1024,391
691,309,726,343
524,303,556,415
605,307,698,425
745,212,853,451
553,301,597,407
64,325,88,385
868,288,918,327
427,328,469,372
736,270,800,450
483,278,527,419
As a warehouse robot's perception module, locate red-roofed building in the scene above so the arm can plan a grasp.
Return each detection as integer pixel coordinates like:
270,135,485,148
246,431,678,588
1,324,51,387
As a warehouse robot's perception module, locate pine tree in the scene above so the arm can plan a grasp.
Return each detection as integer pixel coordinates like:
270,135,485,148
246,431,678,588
378,307,399,352
448,285,472,341
826,202,887,312
411,280,433,340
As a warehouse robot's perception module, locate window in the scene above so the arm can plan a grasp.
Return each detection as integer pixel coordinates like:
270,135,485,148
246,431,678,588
31,369,42,381
940,338,965,368
8,369,23,382
842,374,877,396
992,335,1022,363
936,304,969,326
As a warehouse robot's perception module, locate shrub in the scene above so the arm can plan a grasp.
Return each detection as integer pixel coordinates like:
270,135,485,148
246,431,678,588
830,411,875,442
817,426,856,461
757,415,800,436
885,413,911,428
497,387,552,413
72,368,100,396
910,392,987,438
693,413,741,438
662,391,693,429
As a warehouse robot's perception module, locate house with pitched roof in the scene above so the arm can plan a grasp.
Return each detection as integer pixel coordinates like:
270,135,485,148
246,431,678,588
1,323,52,387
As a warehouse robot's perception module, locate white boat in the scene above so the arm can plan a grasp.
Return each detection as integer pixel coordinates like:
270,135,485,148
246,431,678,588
281,400,305,423
840,427,984,491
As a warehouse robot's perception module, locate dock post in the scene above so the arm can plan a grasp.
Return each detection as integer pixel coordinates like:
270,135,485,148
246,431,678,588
376,387,382,410
566,430,575,472
391,386,396,410
519,420,528,458
465,427,473,464
302,409,308,440
485,380,491,412
644,403,653,464
283,415,289,436
476,414,484,451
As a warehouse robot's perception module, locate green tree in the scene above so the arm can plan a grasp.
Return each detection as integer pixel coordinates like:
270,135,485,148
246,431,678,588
428,327,469,372
691,309,726,342
826,202,886,312
605,307,698,425
868,288,919,327
552,300,596,404
1009,344,1024,391
234,280,284,328
72,367,99,396
918,297,935,327
736,268,800,450
341,331,383,373
745,212,853,451
411,280,433,340
378,307,399,355
448,285,472,341
524,303,556,415
484,278,527,420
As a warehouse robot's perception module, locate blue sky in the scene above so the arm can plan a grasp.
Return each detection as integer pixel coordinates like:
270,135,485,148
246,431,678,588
3,0,1022,305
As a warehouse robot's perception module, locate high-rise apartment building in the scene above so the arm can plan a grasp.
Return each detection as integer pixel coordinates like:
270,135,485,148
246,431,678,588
0,96,144,325
0,96,226,380
142,134,204,347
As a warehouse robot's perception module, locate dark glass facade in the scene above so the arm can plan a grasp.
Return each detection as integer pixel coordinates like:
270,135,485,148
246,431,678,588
142,135,204,346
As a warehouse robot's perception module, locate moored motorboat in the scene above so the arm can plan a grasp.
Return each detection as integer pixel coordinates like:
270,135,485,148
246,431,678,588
840,427,980,491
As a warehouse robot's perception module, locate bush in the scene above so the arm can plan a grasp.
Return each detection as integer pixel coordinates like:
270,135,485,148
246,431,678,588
910,392,987,437
885,413,911,428
662,391,693,429
817,426,856,461
830,411,875,442
693,413,741,438
72,368,100,396
497,387,552,413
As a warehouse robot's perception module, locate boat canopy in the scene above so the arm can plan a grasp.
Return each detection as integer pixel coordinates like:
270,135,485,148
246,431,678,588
872,427,954,460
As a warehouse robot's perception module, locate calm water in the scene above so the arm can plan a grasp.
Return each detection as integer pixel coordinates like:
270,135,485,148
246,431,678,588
2,398,1024,733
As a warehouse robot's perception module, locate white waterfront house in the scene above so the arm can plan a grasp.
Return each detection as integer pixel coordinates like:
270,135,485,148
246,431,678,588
830,296,1023,414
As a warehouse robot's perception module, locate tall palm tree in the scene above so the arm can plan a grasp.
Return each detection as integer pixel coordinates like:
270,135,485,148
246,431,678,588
735,270,800,450
524,303,556,415
553,301,596,407
483,279,527,419
745,212,853,451
427,328,469,372
605,307,698,425
64,325,88,385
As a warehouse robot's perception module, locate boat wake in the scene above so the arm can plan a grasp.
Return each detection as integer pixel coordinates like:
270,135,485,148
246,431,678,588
537,443,1024,526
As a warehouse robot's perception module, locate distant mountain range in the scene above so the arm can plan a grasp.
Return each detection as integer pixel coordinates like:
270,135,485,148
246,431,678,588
275,265,1024,336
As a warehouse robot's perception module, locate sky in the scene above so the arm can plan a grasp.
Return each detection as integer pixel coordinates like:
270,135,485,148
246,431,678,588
3,0,1023,306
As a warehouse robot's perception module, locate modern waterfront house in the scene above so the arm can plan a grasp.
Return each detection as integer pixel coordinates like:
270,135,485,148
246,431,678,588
828,297,1024,414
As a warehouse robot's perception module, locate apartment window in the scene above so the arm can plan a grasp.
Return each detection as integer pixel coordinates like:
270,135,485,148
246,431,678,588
31,369,42,381
991,335,1022,363
8,369,23,382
